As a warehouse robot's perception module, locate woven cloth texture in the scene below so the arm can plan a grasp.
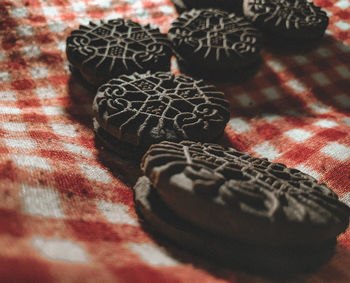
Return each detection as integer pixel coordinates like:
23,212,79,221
0,0,350,282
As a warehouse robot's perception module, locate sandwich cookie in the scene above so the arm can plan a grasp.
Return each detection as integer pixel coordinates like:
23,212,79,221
92,72,230,159
141,140,350,246
243,0,329,45
168,9,262,80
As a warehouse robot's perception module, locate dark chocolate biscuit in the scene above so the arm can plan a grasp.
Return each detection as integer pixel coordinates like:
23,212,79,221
141,141,350,246
243,0,329,42
66,19,172,86
168,9,262,76
134,176,336,274
92,72,230,154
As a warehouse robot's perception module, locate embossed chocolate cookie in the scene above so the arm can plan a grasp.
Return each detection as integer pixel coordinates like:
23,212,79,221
134,176,337,274
66,19,172,86
168,9,262,77
141,141,350,246
243,0,329,42
92,72,230,155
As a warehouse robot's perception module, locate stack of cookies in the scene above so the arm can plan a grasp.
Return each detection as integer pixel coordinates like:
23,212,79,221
136,141,350,274
91,72,230,159
172,0,329,48
65,0,350,276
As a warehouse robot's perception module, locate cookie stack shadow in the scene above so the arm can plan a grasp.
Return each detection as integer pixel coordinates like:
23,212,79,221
64,0,350,278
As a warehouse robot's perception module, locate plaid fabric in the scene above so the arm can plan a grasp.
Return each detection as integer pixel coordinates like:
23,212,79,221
0,0,350,282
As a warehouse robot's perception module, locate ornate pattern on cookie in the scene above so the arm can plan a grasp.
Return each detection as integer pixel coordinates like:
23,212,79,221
92,72,230,150
66,19,172,86
243,0,328,40
168,9,261,71
141,141,350,245
93,118,143,160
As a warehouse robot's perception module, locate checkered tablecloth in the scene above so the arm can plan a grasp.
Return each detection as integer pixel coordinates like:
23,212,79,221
0,0,350,282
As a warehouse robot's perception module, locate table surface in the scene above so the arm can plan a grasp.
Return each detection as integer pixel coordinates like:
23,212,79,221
0,0,350,282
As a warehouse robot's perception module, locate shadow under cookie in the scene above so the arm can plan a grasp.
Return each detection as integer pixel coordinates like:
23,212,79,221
177,58,262,84
171,0,244,14
262,34,326,54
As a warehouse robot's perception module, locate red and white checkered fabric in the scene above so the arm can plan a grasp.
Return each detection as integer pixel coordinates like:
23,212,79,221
0,0,350,282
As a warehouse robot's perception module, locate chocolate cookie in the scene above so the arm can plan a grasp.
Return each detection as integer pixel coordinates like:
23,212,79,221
243,0,329,43
141,141,350,246
66,19,172,86
168,9,262,79
134,176,337,274
92,72,230,155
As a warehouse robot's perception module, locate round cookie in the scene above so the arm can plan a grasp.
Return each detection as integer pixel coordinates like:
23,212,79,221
66,19,172,86
243,0,329,43
134,176,337,274
92,72,230,154
141,141,350,247
168,9,262,77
